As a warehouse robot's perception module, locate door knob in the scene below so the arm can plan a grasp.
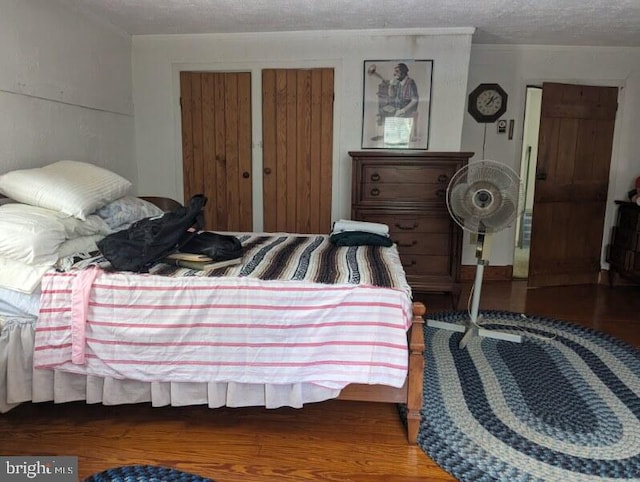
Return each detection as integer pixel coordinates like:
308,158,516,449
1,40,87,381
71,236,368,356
242,171,250,178
264,167,272,175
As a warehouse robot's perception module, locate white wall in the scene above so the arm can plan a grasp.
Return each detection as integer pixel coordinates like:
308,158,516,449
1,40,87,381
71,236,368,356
462,44,640,268
132,28,474,229
0,0,135,183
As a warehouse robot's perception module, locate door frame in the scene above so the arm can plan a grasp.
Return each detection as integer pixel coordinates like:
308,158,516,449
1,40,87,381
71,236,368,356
513,85,542,279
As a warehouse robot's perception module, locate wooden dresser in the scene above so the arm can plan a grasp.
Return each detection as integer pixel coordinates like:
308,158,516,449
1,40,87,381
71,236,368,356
349,150,472,300
606,200,640,285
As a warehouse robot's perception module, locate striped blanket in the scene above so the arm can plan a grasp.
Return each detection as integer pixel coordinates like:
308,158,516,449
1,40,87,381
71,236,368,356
33,234,413,390
68,233,411,292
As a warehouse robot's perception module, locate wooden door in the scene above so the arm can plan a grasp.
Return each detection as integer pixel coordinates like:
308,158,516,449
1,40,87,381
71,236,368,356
528,82,618,287
180,71,252,231
262,68,334,233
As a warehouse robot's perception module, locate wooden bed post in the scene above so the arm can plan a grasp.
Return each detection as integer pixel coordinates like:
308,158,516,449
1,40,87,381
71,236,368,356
337,300,426,444
406,301,426,444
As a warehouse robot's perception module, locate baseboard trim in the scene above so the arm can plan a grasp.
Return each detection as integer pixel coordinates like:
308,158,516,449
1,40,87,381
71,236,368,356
460,264,513,281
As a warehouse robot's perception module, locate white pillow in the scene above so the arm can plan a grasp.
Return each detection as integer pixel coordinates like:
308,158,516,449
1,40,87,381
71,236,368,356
0,160,132,220
0,233,106,295
0,204,67,265
0,204,110,265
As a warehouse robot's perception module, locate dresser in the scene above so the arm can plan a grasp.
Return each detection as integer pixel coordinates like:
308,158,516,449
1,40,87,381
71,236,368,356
349,150,472,300
606,200,640,285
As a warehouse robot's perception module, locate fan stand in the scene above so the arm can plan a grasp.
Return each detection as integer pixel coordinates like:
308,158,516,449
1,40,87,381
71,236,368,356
427,232,522,348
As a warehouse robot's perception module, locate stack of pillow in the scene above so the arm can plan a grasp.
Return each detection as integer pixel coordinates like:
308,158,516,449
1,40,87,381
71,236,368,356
0,160,164,294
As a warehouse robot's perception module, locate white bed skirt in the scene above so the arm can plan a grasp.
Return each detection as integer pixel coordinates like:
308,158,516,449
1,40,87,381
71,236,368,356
0,316,340,413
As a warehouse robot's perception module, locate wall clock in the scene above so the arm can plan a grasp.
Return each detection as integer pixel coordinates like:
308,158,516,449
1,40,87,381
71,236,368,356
468,83,508,123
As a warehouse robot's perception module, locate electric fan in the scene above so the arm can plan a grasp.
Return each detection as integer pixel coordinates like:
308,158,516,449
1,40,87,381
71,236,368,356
428,159,523,348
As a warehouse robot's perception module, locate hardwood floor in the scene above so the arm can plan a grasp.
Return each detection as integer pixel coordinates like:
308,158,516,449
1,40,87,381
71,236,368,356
1,280,638,481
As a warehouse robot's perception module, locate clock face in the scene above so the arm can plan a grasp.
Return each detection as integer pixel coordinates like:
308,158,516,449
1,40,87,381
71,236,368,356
475,89,503,116
468,83,508,123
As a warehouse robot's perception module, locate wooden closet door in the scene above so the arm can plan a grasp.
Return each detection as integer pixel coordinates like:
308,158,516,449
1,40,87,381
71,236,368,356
180,71,252,231
262,68,334,234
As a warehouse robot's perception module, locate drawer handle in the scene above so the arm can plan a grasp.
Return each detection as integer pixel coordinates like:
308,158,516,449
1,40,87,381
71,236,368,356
395,222,418,231
436,189,446,198
370,173,381,182
397,240,418,248
402,260,417,268
438,174,449,183
370,188,380,196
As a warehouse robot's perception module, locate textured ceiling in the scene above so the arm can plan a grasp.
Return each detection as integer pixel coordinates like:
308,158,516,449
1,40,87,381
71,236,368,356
70,0,640,47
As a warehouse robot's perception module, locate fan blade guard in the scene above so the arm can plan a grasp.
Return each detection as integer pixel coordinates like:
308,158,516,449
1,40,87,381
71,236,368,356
446,160,521,234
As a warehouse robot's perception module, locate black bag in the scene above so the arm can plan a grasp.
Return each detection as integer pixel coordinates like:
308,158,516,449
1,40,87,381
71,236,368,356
180,231,243,261
97,194,207,272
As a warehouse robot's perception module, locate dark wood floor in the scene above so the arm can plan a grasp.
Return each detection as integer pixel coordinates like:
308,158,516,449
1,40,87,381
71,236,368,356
1,281,638,481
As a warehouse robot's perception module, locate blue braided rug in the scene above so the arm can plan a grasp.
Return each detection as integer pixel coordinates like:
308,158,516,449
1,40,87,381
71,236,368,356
422,310,640,482
84,465,213,482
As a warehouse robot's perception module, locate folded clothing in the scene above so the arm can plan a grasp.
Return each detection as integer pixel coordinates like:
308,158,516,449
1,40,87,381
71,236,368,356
329,231,393,247
332,219,389,237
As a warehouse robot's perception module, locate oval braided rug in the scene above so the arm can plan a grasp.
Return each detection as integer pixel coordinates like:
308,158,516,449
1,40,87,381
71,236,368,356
84,465,214,482
422,310,640,482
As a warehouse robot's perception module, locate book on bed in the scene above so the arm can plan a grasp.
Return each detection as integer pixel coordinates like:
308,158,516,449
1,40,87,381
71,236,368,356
163,252,242,270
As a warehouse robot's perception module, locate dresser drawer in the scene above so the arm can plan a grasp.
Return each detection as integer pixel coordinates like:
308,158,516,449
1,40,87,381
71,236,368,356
612,227,640,251
360,183,447,203
355,210,454,264
608,244,637,271
354,211,451,234
393,232,450,256
619,206,640,231
361,165,456,185
399,254,451,277
607,244,627,269
358,166,454,204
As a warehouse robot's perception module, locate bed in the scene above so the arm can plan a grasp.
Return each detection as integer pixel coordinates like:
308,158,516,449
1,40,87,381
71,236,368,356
0,162,425,444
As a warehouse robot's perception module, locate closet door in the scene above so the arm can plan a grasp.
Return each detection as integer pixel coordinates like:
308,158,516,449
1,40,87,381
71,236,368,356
180,71,252,231
262,68,334,234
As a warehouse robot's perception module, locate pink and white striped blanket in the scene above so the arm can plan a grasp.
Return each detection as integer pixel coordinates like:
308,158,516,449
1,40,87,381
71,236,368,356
34,263,413,390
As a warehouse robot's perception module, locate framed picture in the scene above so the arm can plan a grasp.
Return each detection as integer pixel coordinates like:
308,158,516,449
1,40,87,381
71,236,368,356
361,60,433,150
